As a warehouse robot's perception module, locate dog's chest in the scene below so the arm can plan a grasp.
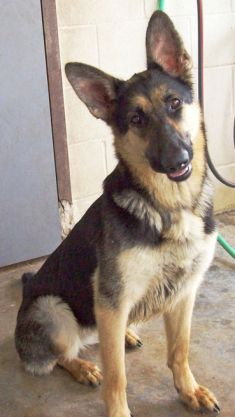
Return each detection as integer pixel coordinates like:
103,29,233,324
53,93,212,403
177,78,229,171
118,210,216,321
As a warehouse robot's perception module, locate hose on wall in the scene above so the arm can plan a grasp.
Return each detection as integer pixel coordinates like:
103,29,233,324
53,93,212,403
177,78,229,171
197,0,235,188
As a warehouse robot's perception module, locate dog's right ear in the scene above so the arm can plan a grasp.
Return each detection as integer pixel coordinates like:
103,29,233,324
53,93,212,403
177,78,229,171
146,11,192,82
65,63,119,122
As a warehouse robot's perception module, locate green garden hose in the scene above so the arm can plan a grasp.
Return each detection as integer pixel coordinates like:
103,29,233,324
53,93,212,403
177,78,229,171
158,0,165,10
157,0,235,259
217,234,235,258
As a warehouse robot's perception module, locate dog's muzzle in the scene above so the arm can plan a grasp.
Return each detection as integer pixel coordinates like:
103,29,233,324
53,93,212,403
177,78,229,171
147,145,193,182
164,148,192,182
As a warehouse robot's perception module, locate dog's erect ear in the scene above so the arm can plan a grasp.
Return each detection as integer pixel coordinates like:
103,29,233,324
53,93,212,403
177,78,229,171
146,11,192,81
65,63,119,121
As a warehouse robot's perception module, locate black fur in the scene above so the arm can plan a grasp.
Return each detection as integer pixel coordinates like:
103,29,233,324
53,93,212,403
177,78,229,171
19,198,102,327
115,70,193,135
203,203,216,235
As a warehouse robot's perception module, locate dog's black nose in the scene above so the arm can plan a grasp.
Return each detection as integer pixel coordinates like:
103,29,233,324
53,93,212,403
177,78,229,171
164,148,190,173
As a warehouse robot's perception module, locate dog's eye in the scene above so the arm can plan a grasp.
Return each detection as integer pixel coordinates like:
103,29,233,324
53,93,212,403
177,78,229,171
168,97,182,112
129,111,146,128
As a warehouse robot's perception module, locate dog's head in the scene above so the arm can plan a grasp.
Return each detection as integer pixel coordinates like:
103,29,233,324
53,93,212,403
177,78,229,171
66,11,201,183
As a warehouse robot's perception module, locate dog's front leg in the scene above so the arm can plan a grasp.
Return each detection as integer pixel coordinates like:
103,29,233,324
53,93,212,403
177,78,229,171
95,303,131,417
164,288,220,413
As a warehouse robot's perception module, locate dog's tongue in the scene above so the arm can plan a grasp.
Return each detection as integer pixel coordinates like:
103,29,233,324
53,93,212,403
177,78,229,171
168,164,189,179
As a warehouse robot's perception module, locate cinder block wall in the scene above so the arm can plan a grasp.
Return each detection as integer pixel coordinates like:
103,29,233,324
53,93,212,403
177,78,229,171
56,0,235,221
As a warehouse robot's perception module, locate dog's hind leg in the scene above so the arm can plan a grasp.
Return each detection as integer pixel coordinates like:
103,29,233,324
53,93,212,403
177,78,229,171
164,289,220,413
15,295,102,385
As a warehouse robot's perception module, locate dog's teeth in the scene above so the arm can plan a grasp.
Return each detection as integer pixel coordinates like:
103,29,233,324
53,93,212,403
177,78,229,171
171,166,188,178
168,163,191,180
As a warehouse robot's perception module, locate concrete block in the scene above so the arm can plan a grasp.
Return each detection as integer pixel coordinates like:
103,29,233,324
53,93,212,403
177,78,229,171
204,66,234,167
58,25,99,89
205,14,235,67
69,141,106,199
63,88,112,145
56,0,144,27
144,0,157,18
212,164,235,212
73,194,101,222
191,14,235,67
204,66,233,118
205,111,235,166
170,16,192,56
98,20,148,78
189,16,199,69
98,16,191,78
58,25,99,67
203,0,231,14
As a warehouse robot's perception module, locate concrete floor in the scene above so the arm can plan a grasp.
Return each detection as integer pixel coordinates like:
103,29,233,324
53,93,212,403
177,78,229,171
0,212,235,417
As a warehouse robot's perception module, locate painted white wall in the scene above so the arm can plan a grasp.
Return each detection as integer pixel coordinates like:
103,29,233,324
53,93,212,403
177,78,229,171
56,0,235,219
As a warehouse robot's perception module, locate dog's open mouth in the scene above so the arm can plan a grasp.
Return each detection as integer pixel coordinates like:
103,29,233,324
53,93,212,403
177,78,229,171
167,163,192,182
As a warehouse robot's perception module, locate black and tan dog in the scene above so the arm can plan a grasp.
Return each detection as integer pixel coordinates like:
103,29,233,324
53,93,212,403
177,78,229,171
15,11,220,417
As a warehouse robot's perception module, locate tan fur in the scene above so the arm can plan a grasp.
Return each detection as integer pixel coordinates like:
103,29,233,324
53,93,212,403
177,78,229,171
95,304,131,417
131,95,152,112
164,294,218,411
58,357,103,386
163,209,203,242
164,290,197,387
117,230,217,324
165,103,201,144
151,85,167,104
125,328,142,348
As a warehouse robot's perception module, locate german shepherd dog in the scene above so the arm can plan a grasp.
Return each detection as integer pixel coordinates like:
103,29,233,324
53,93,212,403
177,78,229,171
15,11,220,417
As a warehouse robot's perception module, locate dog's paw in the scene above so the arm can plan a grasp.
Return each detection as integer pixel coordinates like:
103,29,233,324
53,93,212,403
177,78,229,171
125,328,143,349
78,360,103,386
107,408,132,417
180,385,220,413
58,357,103,386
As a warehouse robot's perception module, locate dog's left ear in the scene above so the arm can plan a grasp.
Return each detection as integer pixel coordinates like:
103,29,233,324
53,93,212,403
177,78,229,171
65,63,120,122
146,11,192,81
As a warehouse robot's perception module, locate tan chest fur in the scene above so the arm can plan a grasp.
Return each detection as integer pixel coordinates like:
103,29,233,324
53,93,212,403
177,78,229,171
117,209,217,323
